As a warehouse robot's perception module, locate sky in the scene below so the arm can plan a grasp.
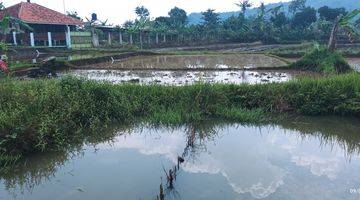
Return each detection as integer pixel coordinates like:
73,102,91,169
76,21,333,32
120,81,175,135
2,0,290,25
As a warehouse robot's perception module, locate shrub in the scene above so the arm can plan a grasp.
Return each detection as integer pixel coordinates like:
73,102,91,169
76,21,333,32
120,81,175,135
291,47,352,73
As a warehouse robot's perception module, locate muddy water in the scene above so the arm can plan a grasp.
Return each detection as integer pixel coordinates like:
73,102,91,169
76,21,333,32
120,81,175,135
63,54,298,85
83,54,289,70
65,70,293,85
1,117,360,200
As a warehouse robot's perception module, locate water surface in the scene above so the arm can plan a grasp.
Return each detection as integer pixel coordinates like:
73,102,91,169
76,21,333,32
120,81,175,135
1,117,360,200
63,54,302,85
101,54,289,70
65,70,293,85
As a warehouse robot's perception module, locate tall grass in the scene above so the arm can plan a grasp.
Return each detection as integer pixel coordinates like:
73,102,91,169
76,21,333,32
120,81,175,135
0,73,359,160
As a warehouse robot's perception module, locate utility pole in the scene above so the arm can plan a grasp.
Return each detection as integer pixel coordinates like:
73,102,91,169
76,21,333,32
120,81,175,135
63,0,66,14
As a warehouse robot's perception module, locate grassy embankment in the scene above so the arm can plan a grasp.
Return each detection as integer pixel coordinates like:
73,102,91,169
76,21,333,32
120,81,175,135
0,73,359,164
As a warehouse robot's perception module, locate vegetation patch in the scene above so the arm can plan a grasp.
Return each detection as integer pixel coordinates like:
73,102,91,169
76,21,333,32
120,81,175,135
291,47,352,73
0,73,359,163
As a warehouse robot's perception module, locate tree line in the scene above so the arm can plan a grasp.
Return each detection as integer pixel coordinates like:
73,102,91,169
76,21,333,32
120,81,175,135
99,0,359,47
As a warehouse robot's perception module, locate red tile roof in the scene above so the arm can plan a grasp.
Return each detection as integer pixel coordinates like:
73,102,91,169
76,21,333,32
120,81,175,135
0,1,83,26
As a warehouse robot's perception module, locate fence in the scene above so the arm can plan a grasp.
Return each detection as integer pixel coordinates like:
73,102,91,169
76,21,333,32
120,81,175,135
70,32,92,48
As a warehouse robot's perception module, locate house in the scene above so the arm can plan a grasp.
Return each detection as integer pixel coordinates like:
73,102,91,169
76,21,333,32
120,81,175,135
0,0,84,48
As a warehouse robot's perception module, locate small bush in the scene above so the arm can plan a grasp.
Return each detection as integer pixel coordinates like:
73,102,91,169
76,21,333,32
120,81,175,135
291,47,352,73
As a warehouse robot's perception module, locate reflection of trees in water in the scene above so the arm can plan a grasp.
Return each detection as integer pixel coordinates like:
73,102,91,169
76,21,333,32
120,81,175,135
277,116,360,157
113,55,286,70
1,118,360,199
0,148,82,198
0,124,134,196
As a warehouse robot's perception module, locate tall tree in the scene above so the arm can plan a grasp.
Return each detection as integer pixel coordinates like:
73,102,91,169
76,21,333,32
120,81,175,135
253,2,266,41
292,7,317,28
202,9,220,41
134,6,150,49
318,6,347,22
168,7,187,27
269,5,287,28
289,0,306,14
202,9,220,28
168,7,187,43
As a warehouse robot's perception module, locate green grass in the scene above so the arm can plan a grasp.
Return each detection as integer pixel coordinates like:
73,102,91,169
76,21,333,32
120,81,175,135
291,47,352,73
0,73,359,162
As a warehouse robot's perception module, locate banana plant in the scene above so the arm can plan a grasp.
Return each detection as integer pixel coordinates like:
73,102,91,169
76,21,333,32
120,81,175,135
0,12,32,74
328,9,360,51
1,13,33,46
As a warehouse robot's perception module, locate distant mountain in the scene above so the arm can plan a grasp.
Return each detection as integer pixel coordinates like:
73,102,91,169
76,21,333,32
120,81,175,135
188,0,360,24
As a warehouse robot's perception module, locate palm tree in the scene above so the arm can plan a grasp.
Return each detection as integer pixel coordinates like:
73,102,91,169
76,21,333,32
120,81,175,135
235,0,252,15
135,6,150,19
328,9,360,51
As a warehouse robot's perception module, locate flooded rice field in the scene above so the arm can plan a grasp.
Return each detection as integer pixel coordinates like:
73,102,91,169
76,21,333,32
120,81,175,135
80,54,289,70
64,70,294,85
62,54,305,85
1,117,360,200
347,58,360,71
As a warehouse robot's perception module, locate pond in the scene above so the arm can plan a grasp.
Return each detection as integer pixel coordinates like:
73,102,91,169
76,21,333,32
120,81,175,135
62,55,310,85
1,116,360,200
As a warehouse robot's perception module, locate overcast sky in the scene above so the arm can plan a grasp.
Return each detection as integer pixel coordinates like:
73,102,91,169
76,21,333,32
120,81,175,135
3,0,290,25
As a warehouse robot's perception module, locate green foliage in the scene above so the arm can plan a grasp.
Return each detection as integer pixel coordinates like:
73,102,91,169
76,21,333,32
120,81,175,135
0,73,359,158
0,13,33,35
135,6,150,19
67,11,82,21
289,0,307,14
291,46,352,73
201,9,220,29
292,7,317,28
318,6,347,22
339,9,360,42
168,7,187,28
